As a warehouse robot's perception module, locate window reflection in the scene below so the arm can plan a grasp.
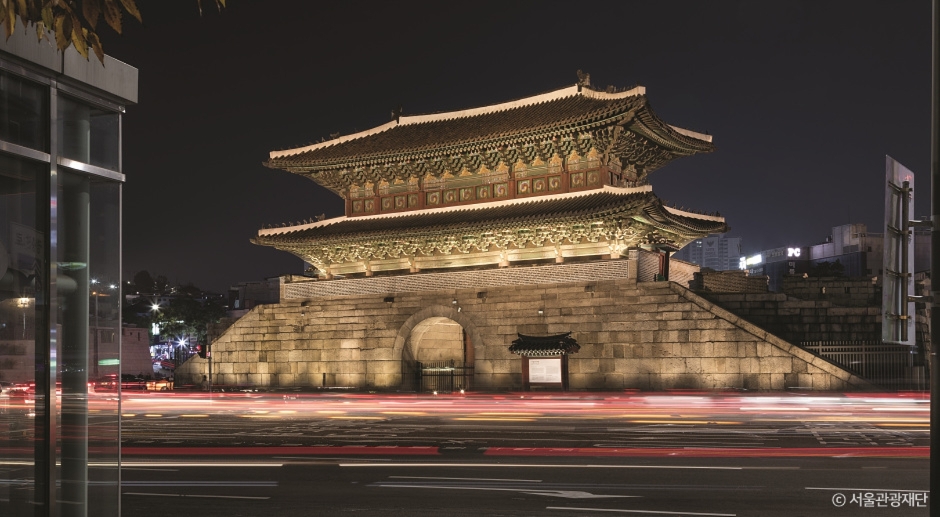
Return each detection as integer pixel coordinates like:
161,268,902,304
0,70,48,151
0,152,44,513
58,95,119,171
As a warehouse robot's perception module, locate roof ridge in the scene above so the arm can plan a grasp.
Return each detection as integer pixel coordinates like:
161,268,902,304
269,84,647,160
399,84,645,127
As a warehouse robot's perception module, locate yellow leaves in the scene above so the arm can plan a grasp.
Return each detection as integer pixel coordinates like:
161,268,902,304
86,27,101,62
71,23,88,59
118,0,139,23
82,0,99,26
196,0,225,17
53,11,69,49
2,1,16,41
1,0,226,64
102,0,120,34
41,4,52,28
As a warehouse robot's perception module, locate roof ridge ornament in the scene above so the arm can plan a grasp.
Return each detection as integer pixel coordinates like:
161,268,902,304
576,69,591,92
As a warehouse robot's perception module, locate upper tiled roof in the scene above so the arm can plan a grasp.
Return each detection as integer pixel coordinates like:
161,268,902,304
266,84,713,172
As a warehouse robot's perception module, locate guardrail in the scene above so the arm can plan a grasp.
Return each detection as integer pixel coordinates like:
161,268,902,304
800,340,926,391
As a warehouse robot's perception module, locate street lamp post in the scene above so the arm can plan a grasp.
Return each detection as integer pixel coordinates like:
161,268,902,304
16,297,30,339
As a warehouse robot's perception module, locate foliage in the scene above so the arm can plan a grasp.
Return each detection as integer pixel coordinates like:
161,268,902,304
132,269,154,293
153,294,226,346
808,260,845,278
0,0,226,64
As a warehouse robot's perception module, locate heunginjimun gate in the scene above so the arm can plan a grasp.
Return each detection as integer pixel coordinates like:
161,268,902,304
256,77,728,277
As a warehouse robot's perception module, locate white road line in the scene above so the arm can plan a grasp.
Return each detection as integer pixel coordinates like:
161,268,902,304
377,484,636,499
389,476,542,482
805,487,929,492
121,462,283,468
546,507,735,516
123,492,270,500
340,463,742,470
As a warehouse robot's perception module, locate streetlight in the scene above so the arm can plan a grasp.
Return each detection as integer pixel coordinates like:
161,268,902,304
90,289,110,378
16,297,31,339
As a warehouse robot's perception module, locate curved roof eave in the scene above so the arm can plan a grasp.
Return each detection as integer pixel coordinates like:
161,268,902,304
268,84,649,162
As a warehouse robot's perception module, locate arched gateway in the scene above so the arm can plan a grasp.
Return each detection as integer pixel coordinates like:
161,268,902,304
394,305,481,392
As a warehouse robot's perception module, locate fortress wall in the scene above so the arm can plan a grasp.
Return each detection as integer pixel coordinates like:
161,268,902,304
176,275,874,392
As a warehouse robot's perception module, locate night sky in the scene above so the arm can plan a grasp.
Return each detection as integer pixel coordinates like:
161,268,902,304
97,1,932,294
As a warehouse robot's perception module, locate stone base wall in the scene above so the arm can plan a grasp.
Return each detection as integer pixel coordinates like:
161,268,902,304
780,276,879,307
177,275,874,392
701,292,882,344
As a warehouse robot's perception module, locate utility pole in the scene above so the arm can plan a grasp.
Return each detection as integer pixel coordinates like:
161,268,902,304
930,0,939,509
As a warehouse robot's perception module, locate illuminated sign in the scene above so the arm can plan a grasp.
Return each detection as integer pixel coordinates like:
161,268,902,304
787,247,801,257
739,254,763,270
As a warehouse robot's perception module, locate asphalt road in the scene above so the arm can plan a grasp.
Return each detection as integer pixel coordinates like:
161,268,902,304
1,391,929,514
114,391,929,516
121,456,927,517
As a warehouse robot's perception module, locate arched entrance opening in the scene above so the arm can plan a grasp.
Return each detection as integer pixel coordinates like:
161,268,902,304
401,316,475,392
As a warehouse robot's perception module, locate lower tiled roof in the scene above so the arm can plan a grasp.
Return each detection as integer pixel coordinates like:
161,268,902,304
256,187,727,243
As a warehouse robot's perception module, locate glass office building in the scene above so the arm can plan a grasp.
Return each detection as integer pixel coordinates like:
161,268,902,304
0,29,137,516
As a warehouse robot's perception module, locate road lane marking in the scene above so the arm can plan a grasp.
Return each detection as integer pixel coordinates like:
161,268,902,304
123,481,277,487
389,476,542,482
340,463,742,470
376,483,637,499
805,487,929,492
123,492,270,500
546,507,735,516
121,462,284,468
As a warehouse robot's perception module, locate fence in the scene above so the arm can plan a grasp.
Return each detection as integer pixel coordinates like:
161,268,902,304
800,340,926,391
415,360,474,393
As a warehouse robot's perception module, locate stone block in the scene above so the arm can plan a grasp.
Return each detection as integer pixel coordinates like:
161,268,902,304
660,357,684,374
711,342,739,357
573,358,599,374
759,356,792,374
623,374,651,390
603,374,624,388
649,343,679,357
625,359,662,374
685,342,712,357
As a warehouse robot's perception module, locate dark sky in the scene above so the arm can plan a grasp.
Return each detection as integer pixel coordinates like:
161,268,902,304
98,0,932,294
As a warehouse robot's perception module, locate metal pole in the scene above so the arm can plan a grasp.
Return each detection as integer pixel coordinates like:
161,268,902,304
208,343,212,396
930,0,939,509
902,181,911,343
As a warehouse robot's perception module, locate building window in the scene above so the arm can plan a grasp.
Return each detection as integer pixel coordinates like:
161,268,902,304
0,69,48,151
58,94,120,171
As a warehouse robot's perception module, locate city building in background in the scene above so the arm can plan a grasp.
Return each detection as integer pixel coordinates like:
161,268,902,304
0,28,137,516
740,222,930,292
673,234,742,271
228,277,281,315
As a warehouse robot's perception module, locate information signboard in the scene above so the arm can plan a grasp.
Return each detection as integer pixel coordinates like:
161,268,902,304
528,358,562,383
